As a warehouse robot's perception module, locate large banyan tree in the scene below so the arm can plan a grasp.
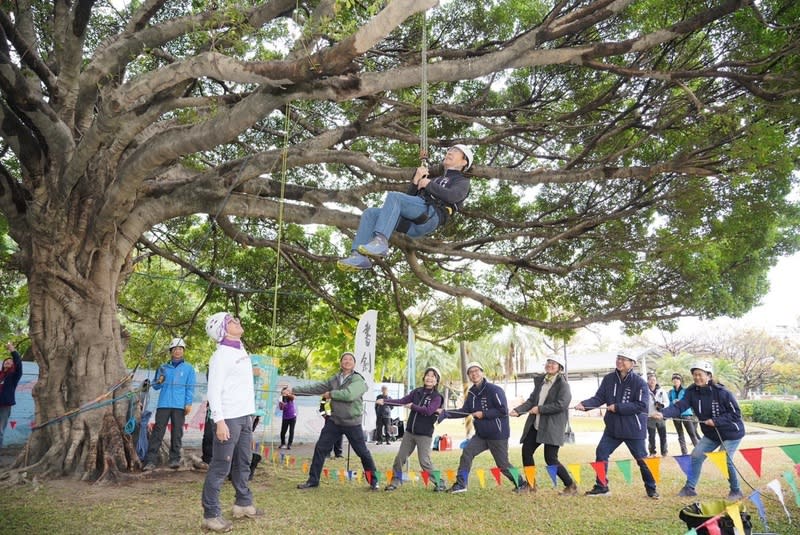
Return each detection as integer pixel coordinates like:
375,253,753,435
0,0,798,479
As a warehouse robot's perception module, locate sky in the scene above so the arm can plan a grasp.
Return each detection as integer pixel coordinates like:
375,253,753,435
738,253,800,329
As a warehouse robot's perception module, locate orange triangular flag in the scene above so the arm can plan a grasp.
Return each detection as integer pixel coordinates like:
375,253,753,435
524,465,537,489
386,469,394,482
739,447,763,477
446,469,456,484
590,461,607,486
643,457,661,485
302,461,309,474
707,451,729,479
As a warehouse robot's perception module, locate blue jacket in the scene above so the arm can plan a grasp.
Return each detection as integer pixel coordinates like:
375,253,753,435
0,351,23,406
668,386,694,417
442,379,510,440
661,382,744,442
580,370,648,440
153,360,196,409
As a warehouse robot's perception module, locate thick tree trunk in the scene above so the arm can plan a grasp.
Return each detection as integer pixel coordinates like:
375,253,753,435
14,241,139,481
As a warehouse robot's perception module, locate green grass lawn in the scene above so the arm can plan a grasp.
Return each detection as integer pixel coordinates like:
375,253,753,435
1,418,799,534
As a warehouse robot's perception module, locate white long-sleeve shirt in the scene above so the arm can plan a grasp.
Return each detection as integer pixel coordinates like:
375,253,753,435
207,343,255,422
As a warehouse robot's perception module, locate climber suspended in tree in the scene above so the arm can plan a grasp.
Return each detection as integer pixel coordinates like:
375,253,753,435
337,144,473,272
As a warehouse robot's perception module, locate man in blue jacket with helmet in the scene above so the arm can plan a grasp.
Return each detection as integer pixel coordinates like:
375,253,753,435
576,350,659,499
437,361,529,494
143,337,196,470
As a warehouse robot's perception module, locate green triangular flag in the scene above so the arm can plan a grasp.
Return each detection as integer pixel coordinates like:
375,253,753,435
779,444,800,463
615,459,633,484
508,466,521,486
784,470,800,506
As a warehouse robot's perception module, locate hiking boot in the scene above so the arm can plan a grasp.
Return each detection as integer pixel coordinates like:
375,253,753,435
142,462,156,472
449,483,468,494
337,253,372,272
727,490,744,501
358,234,389,258
678,486,697,497
560,483,578,496
513,481,534,494
201,516,233,533
169,459,181,469
232,504,264,519
647,488,660,500
297,482,318,490
585,485,610,496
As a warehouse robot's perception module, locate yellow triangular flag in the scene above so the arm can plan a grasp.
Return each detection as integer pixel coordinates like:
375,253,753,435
524,465,537,488
707,451,729,479
302,461,309,474
567,463,581,486
408,470,417,484
643,457,661,485
726,503,745,535
477,469,486,488
338,469,345,482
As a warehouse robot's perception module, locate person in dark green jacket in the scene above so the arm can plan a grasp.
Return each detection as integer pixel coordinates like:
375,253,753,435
285,352,379,490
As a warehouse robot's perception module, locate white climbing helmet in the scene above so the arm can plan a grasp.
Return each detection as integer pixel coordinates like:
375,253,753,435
168,338,186,350
546,354,565,370
205,312,229,343
690,360,714,375
449,144,473,170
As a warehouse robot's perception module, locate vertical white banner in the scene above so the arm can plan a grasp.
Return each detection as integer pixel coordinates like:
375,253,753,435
407,325,416,392
355,309,377,434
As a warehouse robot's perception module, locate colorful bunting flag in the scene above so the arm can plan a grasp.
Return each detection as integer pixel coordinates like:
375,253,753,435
421,470,430,486
9,420,16,430
477,469,486,488
590,461,607,486
683,529,697,535
323,468,329,478
490,466,502,486
643,456,661,484
674,454,693,479
567,464,581,486
408,470,417,484
766,479,792,521
546,465,558,487
615,459,632,484
706,451,729,479
508,467,521,487
338,469,345,482
779,444,800,463
725,503,744,535
302,461,308,474
703,517,721,535
446,469,456,484
748,491,768,530
385,469,393,482
738,447,763,477
524,466,537,489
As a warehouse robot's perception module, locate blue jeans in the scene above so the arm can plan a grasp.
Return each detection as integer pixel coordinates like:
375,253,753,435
595,431,656,491
352,192,439,251
687,435,741,492
201,415,255,518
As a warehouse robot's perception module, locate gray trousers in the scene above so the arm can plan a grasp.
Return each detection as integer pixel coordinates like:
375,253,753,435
456,435,522,488
201,415,254,518
391,432,435,482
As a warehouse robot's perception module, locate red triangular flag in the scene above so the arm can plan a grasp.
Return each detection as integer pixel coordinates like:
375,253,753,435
9,420,16,429
183,423,189,431
739,447,763,477
421,470,430,486
490,466,502,485
590,461,607,486
702,517,721,535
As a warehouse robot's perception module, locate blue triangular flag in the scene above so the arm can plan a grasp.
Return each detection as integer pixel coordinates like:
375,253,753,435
674,454,693,479
546,465,559,487
748,490,769,530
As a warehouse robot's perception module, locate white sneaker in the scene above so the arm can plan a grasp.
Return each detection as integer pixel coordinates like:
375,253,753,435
201,516,233,532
